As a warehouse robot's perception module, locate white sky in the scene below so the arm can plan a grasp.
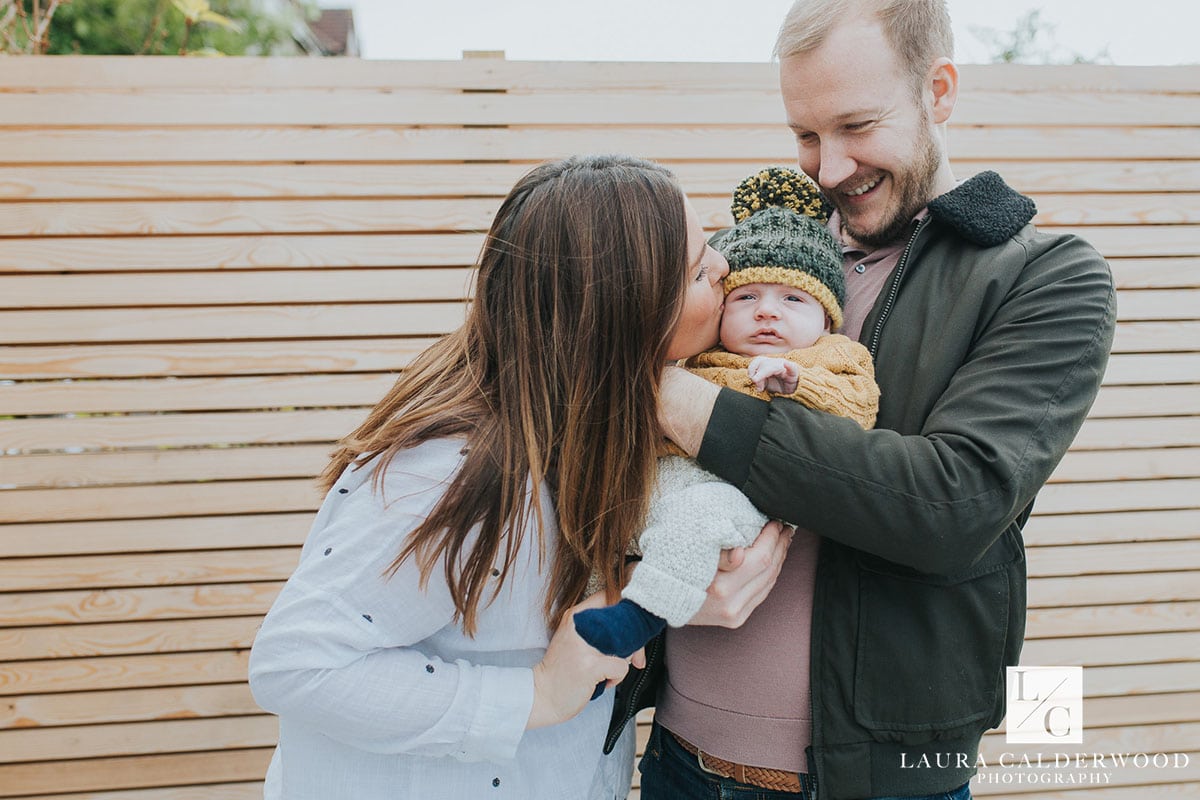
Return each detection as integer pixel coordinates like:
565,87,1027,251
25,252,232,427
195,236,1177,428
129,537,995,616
324,0,1198,65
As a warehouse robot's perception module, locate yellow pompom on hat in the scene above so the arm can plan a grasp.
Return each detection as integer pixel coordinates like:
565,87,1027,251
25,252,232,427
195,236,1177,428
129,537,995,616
714,166,845,331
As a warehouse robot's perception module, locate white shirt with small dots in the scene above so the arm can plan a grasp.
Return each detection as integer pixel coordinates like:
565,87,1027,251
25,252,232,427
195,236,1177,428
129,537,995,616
249,437,635,799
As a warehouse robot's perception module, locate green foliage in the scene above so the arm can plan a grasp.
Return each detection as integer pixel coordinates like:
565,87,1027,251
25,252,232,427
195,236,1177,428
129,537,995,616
10,0,318,55
969,9,1111,65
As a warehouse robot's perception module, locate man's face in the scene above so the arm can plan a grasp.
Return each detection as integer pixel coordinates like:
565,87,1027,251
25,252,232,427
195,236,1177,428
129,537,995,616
780,17,945,247
720,283,829,357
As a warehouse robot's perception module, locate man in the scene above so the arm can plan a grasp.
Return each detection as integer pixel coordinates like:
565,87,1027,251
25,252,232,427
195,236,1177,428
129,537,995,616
610,2,1116,799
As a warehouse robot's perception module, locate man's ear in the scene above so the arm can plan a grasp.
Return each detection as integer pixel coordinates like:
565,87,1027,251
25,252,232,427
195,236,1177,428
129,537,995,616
928,57,958,125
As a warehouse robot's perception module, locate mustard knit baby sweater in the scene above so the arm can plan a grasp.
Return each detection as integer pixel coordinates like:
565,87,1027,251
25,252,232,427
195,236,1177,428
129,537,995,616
623,334,879,626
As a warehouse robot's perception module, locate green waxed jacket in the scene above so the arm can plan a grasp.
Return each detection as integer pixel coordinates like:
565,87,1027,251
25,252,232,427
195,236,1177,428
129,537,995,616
606,171,1117,799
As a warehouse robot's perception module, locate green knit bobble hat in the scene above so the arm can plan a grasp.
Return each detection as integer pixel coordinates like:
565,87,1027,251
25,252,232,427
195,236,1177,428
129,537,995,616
717,166,845,331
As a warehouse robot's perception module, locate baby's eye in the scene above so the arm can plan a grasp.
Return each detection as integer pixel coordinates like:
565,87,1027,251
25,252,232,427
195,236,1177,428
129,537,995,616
786,294,804,302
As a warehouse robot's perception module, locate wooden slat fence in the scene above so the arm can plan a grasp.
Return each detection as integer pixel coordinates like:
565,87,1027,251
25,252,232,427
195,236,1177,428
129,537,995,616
0,56,1197,799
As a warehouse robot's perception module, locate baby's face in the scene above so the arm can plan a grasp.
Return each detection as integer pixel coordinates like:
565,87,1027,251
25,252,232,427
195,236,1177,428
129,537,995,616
719,282,829,356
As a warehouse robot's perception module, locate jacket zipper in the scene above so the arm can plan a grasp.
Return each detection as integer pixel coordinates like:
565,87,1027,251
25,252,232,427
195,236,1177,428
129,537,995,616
867,218,929,358
806,217,927,800
603,631,663,754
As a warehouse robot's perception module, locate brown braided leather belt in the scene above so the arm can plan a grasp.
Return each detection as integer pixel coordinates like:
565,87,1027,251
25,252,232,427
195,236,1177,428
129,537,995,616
670,730,803,793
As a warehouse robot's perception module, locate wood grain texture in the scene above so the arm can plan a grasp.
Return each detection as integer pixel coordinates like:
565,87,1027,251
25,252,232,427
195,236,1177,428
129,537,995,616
0,57,1195,800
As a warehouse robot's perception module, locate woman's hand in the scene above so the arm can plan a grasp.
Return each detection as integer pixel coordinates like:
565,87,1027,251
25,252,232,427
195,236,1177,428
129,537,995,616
526,593,637,730
689,520,793,628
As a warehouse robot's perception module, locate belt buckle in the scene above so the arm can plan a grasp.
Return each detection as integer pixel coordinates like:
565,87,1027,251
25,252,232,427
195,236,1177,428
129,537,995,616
694,747,725,778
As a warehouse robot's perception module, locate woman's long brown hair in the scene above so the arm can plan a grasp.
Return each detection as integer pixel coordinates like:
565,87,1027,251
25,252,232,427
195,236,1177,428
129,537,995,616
320,155,688,634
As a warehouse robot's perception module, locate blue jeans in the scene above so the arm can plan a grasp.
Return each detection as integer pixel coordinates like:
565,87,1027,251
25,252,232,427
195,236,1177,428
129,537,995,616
638,722,973,800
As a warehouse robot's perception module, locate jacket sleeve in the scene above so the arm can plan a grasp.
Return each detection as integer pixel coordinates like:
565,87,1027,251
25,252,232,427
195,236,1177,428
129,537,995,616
696,234,1116,575
248,446,535,763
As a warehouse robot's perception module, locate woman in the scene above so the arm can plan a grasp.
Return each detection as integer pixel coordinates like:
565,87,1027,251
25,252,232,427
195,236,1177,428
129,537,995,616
248,154,786,799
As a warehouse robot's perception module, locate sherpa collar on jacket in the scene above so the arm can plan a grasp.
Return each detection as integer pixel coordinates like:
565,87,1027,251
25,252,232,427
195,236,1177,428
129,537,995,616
927,170,1038,247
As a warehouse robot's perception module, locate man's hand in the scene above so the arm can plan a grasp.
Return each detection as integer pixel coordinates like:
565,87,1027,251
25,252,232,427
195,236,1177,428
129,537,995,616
689,520,793,628
658,366,721,457
747,356,800,395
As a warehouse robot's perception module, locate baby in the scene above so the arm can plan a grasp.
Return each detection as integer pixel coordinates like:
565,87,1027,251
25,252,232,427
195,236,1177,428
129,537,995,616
575,167,880,661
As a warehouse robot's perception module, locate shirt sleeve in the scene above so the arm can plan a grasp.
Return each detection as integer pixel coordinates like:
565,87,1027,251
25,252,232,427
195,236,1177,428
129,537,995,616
248,442,536,763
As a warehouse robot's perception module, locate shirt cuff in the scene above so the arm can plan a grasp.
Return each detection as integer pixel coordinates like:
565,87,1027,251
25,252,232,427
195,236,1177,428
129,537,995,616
461,664,536,763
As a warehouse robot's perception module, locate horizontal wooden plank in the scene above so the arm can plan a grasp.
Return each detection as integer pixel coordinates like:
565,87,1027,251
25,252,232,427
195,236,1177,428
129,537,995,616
9,783,263,800
0,269,475,309
6,193,1200,239
0,548,299,592
1088,384,1200,418
1027,540,1200,578
0,682,259,729
1021,633,1199,667
0,162,532,201
0,616,262,661
0,198,501,238
1029,571,1200,607
962,163,1200,196
9,379,1174,426
6,161,1200,202
0,409,362,453
0,305,1182,349
1103,353,1200,384
6,58,1197,93
0,55,786,90
0,233,486,272
0,650,251,696
0,513,309,558
1034,194,1200,226
19,440,1176,494
1070,419,1200,451
1034,479,1200,515
0,715,277,765
1,125,1196,167
1077,662,1200,698
1113,289,1200,321
1043,225,1200,259
12,469,1189,527
1026,601,1200,638
0,88,794,126
948,126,1200,161
0,340,1193,383
1107,258,1200,291
2,86,1197,127
1113,321,1200,352
0,303,466,345
0,581,283,627
0,338,437,379
1049,448,1200,483
0,747,274,797
1024,509,1200,546
0,446,330,489
0,374,395,416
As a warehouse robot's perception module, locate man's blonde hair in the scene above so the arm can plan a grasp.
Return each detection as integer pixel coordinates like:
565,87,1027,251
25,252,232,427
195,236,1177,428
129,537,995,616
774,0,954,90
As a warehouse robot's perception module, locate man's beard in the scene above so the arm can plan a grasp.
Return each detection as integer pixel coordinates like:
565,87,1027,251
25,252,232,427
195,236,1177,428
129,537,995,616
839,122,942,248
